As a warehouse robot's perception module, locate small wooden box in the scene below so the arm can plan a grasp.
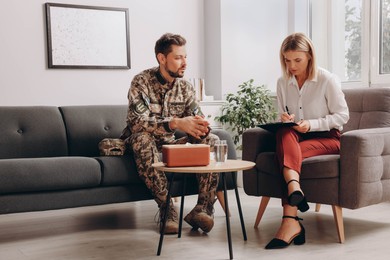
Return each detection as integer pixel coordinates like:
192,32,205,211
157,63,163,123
162,144,210,167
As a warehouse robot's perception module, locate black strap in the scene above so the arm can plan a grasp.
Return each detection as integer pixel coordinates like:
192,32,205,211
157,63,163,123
286,179,300,185
282,215,303,221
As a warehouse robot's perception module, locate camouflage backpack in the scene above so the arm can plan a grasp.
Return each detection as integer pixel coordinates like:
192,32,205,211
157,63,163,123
98,138,126,156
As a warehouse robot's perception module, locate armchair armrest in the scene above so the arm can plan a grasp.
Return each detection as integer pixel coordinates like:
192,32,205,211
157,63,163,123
242,127,275,196
340,127,390,209
242,127,275,163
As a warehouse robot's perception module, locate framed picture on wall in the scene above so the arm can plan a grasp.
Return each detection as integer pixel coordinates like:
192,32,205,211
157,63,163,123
45,3,131,69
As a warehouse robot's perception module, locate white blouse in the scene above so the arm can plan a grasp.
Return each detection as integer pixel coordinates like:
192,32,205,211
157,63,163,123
276,67,349,132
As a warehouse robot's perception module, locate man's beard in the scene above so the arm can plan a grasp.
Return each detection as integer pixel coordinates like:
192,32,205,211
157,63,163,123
167,67,185,78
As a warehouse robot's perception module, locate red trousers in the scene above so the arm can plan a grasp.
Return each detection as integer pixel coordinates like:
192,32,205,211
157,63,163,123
275,127,341,204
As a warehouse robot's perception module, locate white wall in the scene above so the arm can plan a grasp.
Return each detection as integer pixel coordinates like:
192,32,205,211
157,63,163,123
219,0,289,98
0,0,204,106
1,0,308,106
204,0,222,99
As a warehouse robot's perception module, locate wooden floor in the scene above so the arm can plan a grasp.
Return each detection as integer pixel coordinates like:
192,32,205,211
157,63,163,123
1,188,390,260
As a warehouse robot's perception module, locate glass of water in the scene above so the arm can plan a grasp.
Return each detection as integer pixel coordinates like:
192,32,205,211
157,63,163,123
215,140,228,163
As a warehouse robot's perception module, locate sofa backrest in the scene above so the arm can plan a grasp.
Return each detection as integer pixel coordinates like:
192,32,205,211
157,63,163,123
60,105,127,157
342,88,390,133
0,106,68,159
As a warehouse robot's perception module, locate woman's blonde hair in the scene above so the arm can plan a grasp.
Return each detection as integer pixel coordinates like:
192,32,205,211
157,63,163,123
279,32,317,80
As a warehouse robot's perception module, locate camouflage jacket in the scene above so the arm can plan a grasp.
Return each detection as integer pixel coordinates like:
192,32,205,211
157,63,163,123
120,67,203,144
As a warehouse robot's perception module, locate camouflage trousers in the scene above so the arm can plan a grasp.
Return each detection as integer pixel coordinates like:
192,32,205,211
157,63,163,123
129,132,220,206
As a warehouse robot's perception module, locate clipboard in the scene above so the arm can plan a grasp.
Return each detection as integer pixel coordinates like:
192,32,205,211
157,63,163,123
257,122,297,133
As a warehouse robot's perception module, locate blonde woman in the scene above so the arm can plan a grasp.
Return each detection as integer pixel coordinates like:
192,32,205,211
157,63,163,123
265,33,349,249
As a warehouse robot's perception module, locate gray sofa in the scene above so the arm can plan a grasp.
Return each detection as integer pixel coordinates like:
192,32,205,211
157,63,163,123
242,87,390,242
0,105,236,215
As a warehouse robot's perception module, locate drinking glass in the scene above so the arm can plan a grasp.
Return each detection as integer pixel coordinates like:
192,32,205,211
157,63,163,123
214,140,228,163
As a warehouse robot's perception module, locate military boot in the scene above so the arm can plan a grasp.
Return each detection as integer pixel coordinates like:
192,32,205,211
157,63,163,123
158,201,179,234
155,191,179,235
184,191,216,233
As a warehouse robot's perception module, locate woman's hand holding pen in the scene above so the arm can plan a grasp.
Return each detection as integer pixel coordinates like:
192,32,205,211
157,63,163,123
283,105,310,133
281,106,295,122
281,112,295,122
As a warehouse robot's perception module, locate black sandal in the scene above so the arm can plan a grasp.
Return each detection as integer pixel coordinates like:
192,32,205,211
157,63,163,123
287,179,309,212
265,216,306,249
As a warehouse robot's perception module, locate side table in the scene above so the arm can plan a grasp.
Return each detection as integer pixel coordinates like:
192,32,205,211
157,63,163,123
153,159,255,260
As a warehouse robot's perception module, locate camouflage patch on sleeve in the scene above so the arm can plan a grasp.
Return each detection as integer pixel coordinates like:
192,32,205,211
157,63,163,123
134,100,148,115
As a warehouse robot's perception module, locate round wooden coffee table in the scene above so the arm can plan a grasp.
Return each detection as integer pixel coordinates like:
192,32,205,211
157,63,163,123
153,159,255,260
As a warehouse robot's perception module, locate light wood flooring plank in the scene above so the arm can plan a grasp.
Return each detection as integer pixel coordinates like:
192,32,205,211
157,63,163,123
1,189,390,260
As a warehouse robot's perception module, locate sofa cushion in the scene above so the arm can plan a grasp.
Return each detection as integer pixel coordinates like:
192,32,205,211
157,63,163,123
96,155,143,186
0,157,101,194
256,152,340,179
0,106,68,159
60,105,127,157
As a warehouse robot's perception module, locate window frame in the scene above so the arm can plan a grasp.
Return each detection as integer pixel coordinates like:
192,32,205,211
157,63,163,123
310,0,372,88
370,0,390,85
341,0,370,88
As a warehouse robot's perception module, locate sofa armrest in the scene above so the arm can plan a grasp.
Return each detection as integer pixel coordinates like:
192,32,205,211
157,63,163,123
340,127,390,209
242,127,275,163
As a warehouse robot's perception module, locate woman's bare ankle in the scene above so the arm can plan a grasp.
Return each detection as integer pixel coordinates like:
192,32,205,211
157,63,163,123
275,218,301,241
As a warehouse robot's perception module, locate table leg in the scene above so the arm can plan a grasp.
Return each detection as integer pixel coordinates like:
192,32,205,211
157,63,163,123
233,171,247,241
222,172,233,260
178,175,187,238
157,173,175,256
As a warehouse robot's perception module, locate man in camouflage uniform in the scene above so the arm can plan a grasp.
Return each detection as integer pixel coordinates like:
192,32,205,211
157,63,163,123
120,33,220,234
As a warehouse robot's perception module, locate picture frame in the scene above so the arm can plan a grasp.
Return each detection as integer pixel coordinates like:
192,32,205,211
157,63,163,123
45,3,131,69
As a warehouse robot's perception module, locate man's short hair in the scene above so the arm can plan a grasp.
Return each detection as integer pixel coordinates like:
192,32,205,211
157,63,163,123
154,33,186,59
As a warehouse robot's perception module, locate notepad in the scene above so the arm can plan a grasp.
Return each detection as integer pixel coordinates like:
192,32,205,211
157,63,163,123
257,122,298,133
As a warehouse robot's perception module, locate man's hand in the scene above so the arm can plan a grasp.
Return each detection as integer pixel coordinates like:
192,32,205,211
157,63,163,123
170,115,210,139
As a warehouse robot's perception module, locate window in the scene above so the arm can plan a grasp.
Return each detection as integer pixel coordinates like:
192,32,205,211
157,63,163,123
311,0,368,87
344,0,363,81
310,0,390,87
371,0,390,84
380,0,390,74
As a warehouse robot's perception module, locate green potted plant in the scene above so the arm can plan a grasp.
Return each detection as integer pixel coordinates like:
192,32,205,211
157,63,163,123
215,79,277,149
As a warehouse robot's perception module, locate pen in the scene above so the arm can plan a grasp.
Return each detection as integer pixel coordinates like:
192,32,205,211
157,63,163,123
285,106,290,115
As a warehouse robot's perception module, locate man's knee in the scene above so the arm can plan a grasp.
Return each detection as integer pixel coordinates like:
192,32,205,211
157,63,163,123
130,132,156,150
130,132,154,144
130,132,160,163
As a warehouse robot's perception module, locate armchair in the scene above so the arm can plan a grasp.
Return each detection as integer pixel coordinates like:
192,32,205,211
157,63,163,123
242,87,390,243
